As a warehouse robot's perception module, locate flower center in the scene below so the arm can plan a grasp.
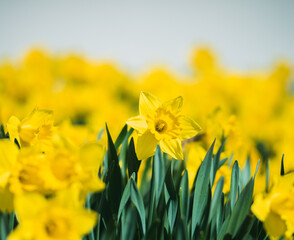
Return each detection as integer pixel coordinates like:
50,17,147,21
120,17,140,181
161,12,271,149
51,153,76,181
45,218,68,237
155,120,167,133
18,165,40,186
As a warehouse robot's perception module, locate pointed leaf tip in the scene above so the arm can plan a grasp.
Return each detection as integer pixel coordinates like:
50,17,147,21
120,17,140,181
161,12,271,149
280,154,285,176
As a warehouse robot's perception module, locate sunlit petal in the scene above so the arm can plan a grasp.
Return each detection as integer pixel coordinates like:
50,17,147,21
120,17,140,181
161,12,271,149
6,116,21,145
163,95,183,113
139,91,161,117
160,138,183,160
126,115,148,134
136,130,158,160
180,115,201,140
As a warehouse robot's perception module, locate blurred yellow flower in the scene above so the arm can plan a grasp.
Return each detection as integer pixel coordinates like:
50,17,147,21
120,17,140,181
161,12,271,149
9,147,47,195
6,107,55,148
8,188,97,240
127,92,201,160
43,143,105,195
251,173,294,239
0,140,18,212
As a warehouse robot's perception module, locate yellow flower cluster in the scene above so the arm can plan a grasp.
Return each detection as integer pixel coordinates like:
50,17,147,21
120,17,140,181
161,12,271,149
0,107,105,239
0,47,293,238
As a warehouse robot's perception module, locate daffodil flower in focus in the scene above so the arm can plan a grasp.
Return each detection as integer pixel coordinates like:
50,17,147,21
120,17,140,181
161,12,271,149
8,187,97,240
126,92,201,160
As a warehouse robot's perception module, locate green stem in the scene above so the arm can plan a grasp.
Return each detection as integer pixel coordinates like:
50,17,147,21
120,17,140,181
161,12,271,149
9,212,15,233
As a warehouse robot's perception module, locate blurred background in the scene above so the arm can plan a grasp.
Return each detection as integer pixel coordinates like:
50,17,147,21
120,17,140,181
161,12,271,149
0,1,294,73
0,1,294,191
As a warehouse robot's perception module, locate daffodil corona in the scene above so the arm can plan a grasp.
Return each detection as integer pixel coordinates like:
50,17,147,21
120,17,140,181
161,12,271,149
6,107,55,148
126,92,201,160
8,187,97,240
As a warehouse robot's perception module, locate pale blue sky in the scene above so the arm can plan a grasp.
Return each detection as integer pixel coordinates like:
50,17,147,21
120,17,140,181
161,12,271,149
0,1,293,73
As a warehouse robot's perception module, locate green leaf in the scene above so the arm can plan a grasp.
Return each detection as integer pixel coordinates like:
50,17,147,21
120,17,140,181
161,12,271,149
242,156,251,185
228,153,234,167
119,127,134,179
121,205,137,240
0,125,6,139
130,175,146,235
0,213,8,240
127,138,141,181
164,185,178,233
173,217,188,240
218,158,228,169
230,161,240,211
167,197,178,233
105,123,119,166
118,180,131,221
114,124,128,150
191,139,215,239
97,191,112,224
165,162,177,200
211,138,227,186
97,127,104,141
254,160,260,179
226,178,255,238
280,154,285,176
238,167,243,194
217,216,230,240
179,169,189,222
96,215,101,240
85,195,95,240
234,215,256,240
266,159,269,192
216,193,224,235
153,146,165,206
105,123,123,214
147,145,165,228
209,176,224,223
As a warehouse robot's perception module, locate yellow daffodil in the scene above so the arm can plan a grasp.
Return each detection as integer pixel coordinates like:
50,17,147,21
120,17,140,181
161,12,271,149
6,107,55,148
43,143,105,195
0,139,18,212
8,188,97,240
126,92,201,160
9,147,47,195
251,173,294,239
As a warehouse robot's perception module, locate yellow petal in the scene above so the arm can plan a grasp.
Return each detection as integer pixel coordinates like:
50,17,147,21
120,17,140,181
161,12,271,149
6,116,21,145
21,107,53,129
0,139,19,188
79,143,104,170
14,193,47,222
163,96,183,113
264,211,287,238
83,176,106,193
7,222,35,240
180,116,201,140
160,138,183,160
74,209,97,235
54,184,86,208
126,115,148,134
0,186,14,213
251,194,270,221
139,92,161,117
136,130,158,160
